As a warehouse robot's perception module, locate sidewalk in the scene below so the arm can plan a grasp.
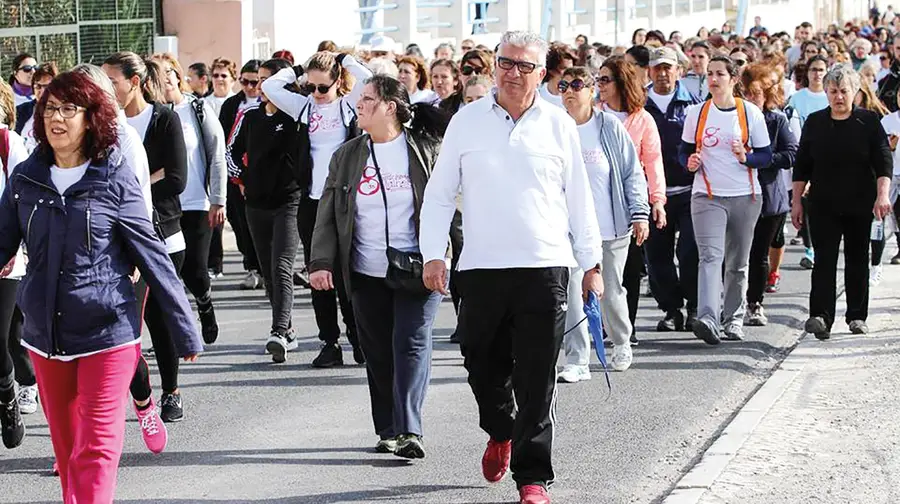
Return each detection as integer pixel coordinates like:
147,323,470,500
666,263,900,504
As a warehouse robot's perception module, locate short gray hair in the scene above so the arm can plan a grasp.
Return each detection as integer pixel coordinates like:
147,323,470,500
434,42,455,58
823,63,861,94
71,63,117,103
499,30,549,67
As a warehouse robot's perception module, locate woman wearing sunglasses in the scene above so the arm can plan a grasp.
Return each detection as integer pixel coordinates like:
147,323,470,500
206,58,237,119
261,51,372,367
459,49,494,81
556,67,650,381
7,53,37,107
597,56,667,348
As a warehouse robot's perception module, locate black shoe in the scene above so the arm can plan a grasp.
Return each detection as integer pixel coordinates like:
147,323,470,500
684,309,697,332
394,433,426,459
692,319,720,345
198,302,219,345
159,392,184,423
804,317,830,340
656,309,685,332
629,330,639,346
312,343,343,368
449,330,460,344
1,399,25,449
352,345,366,365
375,437,398,454
848,320,868,335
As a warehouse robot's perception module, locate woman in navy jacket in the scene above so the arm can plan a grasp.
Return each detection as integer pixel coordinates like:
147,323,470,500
0,71,201,504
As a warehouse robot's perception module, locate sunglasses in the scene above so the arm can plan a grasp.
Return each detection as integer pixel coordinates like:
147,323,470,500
212,73,230,79
18,65,37,73
496,56,539,74
303,81,336,95
461,64,484,76
240,78,259,87
596,75,614,85
557,79,591,93
733,59,748,66
881,55,890,60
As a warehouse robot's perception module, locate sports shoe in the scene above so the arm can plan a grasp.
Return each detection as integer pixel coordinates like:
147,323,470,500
312,342,343,368
482,438,511,483
789,236,802,246
375,437,398,453
519,484,551,504
159,392,183,423
1,399,24,449
721,325,744,341
656,309,685,332
15,385,37,415
198,301,219,344
692,318,720,345
892,252,900,265
266,329,298,364
629,330,639,346
240,270,263,290
849,320,869,334
685,309,697,332
765,271,780,293
134,399,167,454
610,344,633,371
799,248,814,270
805,316,830,340
394,433,426,459
449,330,460,343
869,264,883,287
352,345,366,365
207,269,223,280
557,364,591,383
745,303,768,327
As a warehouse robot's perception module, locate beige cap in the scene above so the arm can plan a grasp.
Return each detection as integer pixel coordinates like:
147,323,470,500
650,47,679,67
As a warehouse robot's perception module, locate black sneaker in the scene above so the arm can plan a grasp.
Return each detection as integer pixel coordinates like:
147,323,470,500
198,302,219,345
312,343,343,368
656,309,685,332
692,319,721,345
266,329,299,364
352,345,366,365
629,330,639,346
394,433,426,459
805,317,830,340
684,309,697,332
1,399,25,449
159,392,184,423
375,437,398,453
449,330,460,344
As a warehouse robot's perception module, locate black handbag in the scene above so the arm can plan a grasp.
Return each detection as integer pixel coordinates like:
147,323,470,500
368,138,431,296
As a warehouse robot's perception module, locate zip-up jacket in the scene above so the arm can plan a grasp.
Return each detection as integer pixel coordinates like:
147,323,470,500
0,150,203,359
759,109,797,217
142,102,188,238
680,71,709,101
877,59,900,113
219,91,251,145
644,81,701,191
227,103,301,209
619,108,667,204
14,100,34,135
183,94,228,207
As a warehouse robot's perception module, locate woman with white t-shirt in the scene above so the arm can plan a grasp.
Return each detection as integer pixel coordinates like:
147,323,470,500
396,56,438,105
152,52,227,346
308,75,452,459
557,66,650,381
206,58,237,118
15,63,56,155
261,51,372,368
679,55,773,344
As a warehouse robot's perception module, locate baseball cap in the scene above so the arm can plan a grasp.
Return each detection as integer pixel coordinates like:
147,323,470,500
649,47,679,67
369,35,398,53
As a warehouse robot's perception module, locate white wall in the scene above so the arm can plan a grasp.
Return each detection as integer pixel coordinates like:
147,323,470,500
270,0,360,59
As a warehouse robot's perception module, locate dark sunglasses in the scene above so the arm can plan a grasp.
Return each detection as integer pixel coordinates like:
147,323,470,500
18,65,37,73
496,56,539,74
303,81,336,95
240,78,259,87
733,59,748,66
461,64,484,76
212,73,230,79
557,79,591,93
596,75,614,85
881,55,890,60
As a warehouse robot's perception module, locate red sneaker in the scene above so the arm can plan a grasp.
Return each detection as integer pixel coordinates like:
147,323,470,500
766,271,780,293
481,438,511,483
519,484,551,504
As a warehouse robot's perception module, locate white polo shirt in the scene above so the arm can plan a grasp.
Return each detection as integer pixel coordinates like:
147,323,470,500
419,90,603,272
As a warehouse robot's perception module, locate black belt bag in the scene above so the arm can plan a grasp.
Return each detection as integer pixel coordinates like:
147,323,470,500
369,138,431,296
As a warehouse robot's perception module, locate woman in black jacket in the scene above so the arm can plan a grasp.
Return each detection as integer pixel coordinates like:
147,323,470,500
742,63,798,327
103,52,191,423
227,58,303,363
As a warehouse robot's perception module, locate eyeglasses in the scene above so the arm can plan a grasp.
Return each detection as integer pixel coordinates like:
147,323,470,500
18,65,37,73
596,75,614,85
42,103,84,119
303,81,336,95
733,59,748,66
557,79,591,93
496,56,540,74
212,73,230,79
461,64,484,76
240,78,259,87
881,55,890,61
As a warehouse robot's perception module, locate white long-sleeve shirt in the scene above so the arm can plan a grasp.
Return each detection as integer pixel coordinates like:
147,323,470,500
419,91,604,272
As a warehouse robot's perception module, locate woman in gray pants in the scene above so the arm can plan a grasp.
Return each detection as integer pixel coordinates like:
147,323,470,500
678,56,773,344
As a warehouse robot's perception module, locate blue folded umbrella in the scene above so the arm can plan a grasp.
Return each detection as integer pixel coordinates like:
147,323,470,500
584,291,611,393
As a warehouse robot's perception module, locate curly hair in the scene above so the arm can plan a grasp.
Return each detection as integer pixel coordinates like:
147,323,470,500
211,57,237,80
34,71,119,162
306,51,354,96
0,81,16,128
396,55,430,91
740,62,781,110
600,56,646,115
544,43,577,82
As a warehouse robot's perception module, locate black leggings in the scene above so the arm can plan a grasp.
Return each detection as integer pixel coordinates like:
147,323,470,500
181,210,213,302
623,237,643,329
0,278,31,398
130,251,185,400
748,213,787,304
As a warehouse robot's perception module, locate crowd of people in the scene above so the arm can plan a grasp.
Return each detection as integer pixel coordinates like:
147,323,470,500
0,10,897,503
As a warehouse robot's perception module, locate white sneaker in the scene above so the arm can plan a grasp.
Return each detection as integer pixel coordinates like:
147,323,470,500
557,364,591,383
240,271,263,290
610,344,633,372
869,264,883,287
16,385,38,415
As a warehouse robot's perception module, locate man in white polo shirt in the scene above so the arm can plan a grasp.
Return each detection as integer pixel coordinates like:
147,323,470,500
419,30,604,504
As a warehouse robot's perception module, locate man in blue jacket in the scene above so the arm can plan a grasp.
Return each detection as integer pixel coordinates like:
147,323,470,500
643,47,702,332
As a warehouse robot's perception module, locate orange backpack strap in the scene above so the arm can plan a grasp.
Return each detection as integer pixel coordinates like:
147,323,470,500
735,97,757,201
694,100,714,199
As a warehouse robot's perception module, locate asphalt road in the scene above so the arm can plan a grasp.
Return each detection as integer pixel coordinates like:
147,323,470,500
0,242,819,504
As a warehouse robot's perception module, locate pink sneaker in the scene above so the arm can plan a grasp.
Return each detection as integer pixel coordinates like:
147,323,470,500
134,399,168,454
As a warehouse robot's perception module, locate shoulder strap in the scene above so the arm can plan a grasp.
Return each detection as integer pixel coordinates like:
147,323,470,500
695,100,713,151
192,97,205,125
0,128,9,179
367,137,391,248
735,97,750,149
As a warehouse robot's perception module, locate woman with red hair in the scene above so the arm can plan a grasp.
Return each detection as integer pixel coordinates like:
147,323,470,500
0,71,202,503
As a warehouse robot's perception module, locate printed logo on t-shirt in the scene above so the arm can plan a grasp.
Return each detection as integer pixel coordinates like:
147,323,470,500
309,111,342,135
582,149,605,165
702,126,721,148
357,166,412,196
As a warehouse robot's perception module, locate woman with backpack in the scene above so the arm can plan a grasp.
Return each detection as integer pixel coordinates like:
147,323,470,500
261,51,372,367
680,55,773,344
152,52,227,345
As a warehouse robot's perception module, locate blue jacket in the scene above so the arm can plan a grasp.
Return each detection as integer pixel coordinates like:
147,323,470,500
644,82,701,191
759,109,797,217
14,100,34,135
0,151,202,359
